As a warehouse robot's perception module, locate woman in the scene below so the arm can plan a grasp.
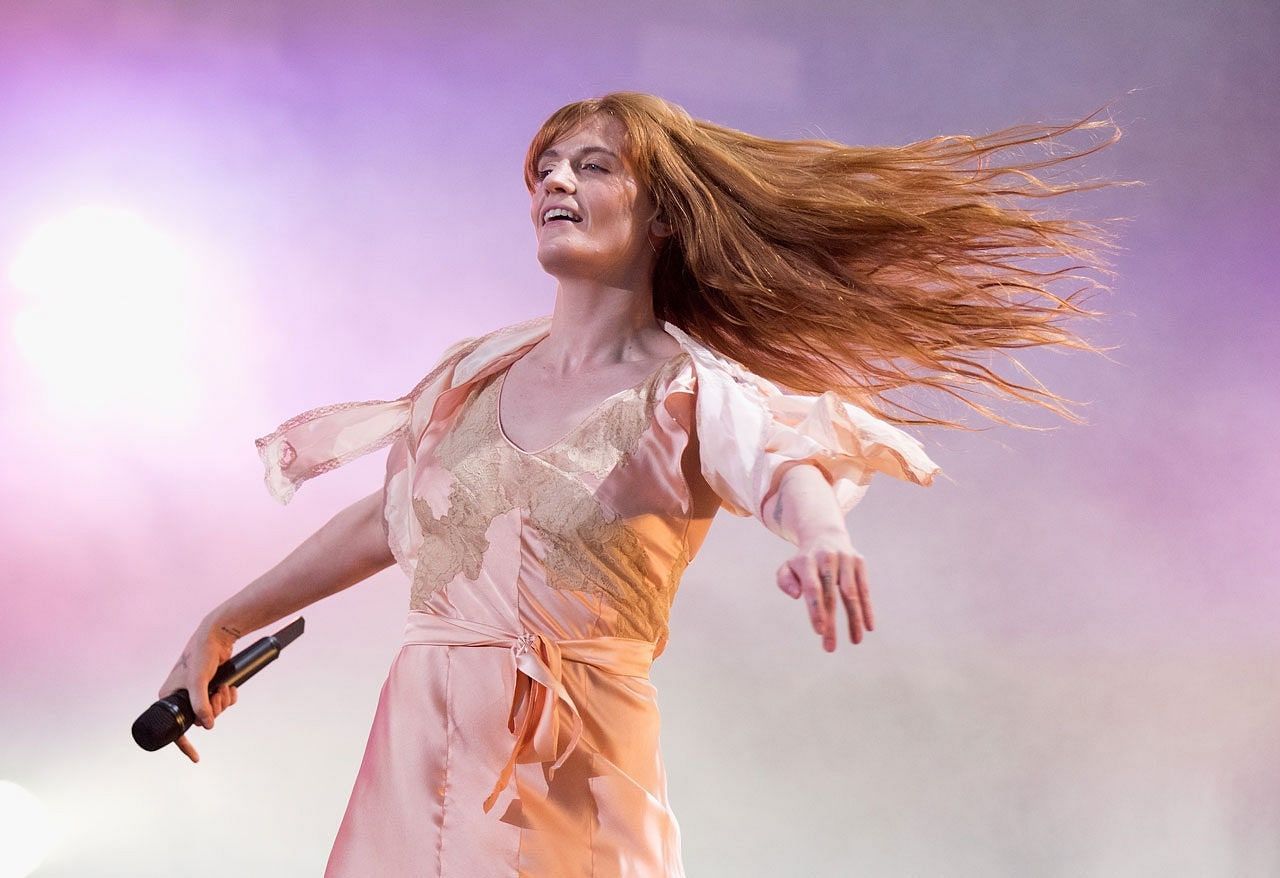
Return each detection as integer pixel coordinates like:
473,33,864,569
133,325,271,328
157,92,1123,875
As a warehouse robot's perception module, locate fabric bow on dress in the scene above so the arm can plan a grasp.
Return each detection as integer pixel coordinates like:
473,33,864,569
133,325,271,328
400,611,657,814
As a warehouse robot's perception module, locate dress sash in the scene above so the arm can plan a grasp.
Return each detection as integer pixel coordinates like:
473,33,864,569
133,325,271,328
400,611,656,813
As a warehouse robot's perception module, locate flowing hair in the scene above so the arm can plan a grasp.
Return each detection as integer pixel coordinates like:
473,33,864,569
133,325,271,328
523,92,1138,430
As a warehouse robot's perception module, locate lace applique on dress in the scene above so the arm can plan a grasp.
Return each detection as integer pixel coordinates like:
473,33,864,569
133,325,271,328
537,360,676,480
408,419,512,609
409,354,692,643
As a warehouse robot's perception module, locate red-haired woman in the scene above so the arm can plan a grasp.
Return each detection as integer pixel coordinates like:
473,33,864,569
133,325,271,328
158,92,1125,875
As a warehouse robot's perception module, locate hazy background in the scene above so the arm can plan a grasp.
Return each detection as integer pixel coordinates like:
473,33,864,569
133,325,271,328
1,1,1276,876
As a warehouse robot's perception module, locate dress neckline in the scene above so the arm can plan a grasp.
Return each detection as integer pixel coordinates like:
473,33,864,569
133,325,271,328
495,351,685,456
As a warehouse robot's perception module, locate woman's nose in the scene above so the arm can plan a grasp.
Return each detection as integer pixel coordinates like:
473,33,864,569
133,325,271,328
542,162,575,192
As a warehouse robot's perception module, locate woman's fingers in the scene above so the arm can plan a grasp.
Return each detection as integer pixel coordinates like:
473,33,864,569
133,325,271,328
776,565,802,599
217,683,238,713
817,554,838,651
172,685,240,763
838,551,864,644
854,554,875,632
191,680,215,730
209,683,240,723
208,688,225,728
175,733,199,763
791,555,826,641
783,542,874,652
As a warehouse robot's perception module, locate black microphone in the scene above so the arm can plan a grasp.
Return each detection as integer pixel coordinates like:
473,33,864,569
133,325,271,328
132,617,306,752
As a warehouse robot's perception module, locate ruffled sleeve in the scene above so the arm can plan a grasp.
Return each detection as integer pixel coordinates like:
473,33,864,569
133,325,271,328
254,397,413,506
252,336,479,580
253,333,480,501
253,315,555,581
665,324,941,525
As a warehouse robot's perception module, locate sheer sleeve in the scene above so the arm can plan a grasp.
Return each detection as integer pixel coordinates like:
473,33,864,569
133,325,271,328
253,335,481,575
253,315,556,581
254,397,414,506
683,347,941,523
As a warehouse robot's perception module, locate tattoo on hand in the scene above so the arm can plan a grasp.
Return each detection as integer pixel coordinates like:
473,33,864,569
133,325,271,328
220,624,243,639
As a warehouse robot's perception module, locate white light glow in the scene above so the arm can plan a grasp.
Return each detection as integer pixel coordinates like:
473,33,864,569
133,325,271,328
8,204,202,426
0,781,56,878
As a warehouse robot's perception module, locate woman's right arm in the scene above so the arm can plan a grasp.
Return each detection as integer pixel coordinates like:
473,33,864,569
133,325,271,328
205,486,395,638
158,486,396,762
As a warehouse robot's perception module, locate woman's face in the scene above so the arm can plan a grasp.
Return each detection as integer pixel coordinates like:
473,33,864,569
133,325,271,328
530,114,664,284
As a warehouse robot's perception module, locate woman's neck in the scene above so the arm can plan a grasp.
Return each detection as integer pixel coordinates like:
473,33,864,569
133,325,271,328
537,278,678,369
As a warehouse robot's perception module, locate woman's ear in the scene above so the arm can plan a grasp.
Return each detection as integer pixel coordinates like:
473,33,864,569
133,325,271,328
649,210,673,239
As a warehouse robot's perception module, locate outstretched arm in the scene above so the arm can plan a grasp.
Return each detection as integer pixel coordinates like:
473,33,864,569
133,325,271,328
156,488,396,762
762,462,873,652
206,487,396,637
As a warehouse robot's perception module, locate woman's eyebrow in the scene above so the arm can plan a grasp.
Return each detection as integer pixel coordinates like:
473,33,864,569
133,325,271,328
536,146,620,164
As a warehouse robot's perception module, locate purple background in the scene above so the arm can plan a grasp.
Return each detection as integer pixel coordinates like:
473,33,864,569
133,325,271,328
0,2,1275,875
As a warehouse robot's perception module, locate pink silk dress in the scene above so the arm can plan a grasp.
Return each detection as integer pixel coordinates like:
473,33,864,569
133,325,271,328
254,315,941,877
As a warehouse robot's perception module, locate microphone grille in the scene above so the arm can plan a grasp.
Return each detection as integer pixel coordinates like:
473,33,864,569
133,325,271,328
132,701,182,751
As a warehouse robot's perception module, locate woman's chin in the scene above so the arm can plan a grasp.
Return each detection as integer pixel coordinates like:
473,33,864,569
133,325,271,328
535,244,596,277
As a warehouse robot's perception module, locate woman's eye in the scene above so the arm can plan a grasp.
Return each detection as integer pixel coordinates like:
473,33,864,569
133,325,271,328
534,162,606,181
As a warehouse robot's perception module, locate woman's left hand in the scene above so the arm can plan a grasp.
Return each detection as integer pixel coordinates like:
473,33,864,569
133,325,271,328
775,528,874,652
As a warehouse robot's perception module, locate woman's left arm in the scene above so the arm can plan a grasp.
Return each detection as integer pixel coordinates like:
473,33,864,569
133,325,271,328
762,461,873,652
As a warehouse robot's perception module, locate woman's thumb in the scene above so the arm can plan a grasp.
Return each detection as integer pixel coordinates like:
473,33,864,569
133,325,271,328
192,683,214,728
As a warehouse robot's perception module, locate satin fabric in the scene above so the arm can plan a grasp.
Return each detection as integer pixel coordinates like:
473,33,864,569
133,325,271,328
253,315,942,876
255,315,941,581
323,611,673,877
400,611,657,815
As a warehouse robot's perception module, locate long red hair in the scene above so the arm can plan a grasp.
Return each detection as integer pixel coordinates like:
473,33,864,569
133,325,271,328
525,92,1137,429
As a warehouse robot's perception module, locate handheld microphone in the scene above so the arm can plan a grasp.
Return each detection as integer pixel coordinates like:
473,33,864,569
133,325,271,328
132,617,305,752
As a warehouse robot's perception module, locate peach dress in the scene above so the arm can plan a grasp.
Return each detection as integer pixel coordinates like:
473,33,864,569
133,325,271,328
255,315,941,877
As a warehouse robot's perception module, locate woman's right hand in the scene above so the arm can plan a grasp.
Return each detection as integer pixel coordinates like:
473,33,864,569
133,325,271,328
156,618,243,763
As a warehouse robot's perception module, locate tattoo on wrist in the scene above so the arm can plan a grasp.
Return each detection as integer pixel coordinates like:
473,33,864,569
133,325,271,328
219,624,244,639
